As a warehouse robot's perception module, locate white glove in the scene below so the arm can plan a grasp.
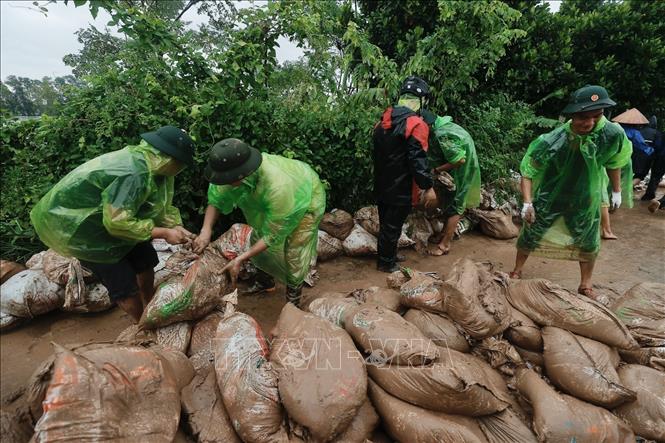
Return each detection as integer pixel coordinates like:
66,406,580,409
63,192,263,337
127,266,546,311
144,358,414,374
521,202,536,224
610,191,622,211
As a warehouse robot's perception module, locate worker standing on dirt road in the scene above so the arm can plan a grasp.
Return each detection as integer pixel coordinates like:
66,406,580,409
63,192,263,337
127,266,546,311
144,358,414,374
193,138,325,307
373,76,437,273
510,85,633,300
425,113,481,256
30,125,196,323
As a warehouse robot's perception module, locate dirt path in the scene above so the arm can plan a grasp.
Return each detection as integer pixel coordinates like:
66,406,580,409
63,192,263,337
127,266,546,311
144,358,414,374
2,200,663,404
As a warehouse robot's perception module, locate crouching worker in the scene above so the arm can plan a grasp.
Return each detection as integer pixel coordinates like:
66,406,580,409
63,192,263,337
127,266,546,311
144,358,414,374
30,126,196,322
193,139,325,307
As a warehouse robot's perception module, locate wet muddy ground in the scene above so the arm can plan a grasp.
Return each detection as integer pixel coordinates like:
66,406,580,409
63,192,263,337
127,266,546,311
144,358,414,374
2,199,663,405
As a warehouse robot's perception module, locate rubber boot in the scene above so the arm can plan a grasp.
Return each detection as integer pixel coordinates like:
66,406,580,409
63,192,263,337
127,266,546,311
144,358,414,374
285,283,303,307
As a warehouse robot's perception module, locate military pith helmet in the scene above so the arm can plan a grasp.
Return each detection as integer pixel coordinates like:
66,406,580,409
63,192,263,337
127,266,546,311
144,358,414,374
204,138,262,185
140,126,195,166
399,76,430,98
561,85,616,115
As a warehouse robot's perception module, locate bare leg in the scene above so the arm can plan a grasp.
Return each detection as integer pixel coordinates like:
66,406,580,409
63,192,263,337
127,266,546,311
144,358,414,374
136,268,155,308
116,294,144,323
511,249,529,278
600,206,617,239
579,260,595,291
431,214,460,256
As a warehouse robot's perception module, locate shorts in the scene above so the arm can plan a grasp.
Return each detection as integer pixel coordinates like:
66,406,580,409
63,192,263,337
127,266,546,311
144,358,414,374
81,241,159,302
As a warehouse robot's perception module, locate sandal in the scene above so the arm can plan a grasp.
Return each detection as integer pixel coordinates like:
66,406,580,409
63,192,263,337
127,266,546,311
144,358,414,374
509,271,522,279
429,245,450,256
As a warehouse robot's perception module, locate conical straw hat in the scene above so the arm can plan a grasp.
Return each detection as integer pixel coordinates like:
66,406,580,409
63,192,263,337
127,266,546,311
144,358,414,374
612,108,649,125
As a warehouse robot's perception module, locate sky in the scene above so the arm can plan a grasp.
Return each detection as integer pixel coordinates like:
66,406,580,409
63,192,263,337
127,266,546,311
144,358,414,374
0,0,562,81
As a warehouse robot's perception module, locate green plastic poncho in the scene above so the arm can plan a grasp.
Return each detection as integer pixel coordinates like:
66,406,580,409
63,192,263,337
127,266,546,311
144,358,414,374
517,116,632,261
207,153,326,287
31,140,183,263
428,115,481,215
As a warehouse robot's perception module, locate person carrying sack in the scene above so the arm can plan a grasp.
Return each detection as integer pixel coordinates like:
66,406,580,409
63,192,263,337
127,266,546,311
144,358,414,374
193,138,325,307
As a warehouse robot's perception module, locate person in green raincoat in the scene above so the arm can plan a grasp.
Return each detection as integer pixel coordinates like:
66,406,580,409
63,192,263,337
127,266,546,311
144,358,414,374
192,138,325,306
30,126,196,322
510,85,633,300
426,114,481,255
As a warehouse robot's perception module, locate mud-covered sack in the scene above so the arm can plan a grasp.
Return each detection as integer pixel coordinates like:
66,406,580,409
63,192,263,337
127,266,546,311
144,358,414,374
214,223,257,280
405,211,433,255
344,303,438,366
516,367,635,443
399,270,444,311
611,282,665,347
514,345,544,367
368,348,509,416
181,354,242,443
331,400,378,443
472,337,523,375
351,286,402,312
214,311,288,443
613,364,665,442
386,270,410,289
1,270,64,318
0,310,24,332
505,306,542,352
542,326,635,408
476,408,538,443
307,296,361,328
619,346,665,371
188,311,224,360
156,321,192,354
1,409,33,443
354,206,380,236
342,224,377,256
317,230,344,262
320,209,354,240
440,260,511,339
368,380,489,443
40,249,94,286
507,279,639,350
299,290,348,312
140,245,229,329
403,309,470,352
32,343,189,443
0,260,26,284
471,207,519,239
271,303,367,442
61,283,113,314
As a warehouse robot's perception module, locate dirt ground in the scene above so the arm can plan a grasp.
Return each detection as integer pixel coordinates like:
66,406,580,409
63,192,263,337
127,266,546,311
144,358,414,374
1,199,664,406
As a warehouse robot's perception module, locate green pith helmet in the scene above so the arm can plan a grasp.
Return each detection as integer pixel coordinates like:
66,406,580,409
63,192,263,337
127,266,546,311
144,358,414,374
204,138,263,185
140,125,195,166
561,85,616,115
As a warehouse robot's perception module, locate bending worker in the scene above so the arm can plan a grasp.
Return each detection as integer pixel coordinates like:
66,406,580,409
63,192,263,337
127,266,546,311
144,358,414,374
31,126,196,322
510,85,632,300
193,138,325,307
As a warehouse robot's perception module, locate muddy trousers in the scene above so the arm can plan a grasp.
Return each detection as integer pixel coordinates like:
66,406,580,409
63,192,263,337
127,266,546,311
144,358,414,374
377,202,411,267
644,154,665,199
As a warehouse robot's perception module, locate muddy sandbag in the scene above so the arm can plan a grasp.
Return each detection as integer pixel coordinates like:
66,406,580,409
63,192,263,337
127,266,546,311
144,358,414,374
542,326,635,408
476,408,538,443
440,260,511,339
342,224,377,256
140,244,229,329
507,279,639,350
0,310,24,332
368,380,489,443
32,343,185,443
344,303,438,366
351,286,402,312
271,303,367,442
320,209,354,240
317,230,344,261
611,282,665,347
41,249,94,286
214,309,288,442
331,400,378,443
1,270,64,319
181,354,242,443
0,260,26,284
299,290,348,312
619,346,665,371
214,223,257,280
307,296,361,327
354,205,380,236
472,207,519,239
399,270,444,312
516,367,635,443
61,283,113,313
386,270,410,289
505,306,542,352
613,364,665,441
405,212,433,254
514,345,544,367
367,349,509,416
472,336,523,375
188,310,224,360
403,309,470,352
1,408,33,443
156,321,192,354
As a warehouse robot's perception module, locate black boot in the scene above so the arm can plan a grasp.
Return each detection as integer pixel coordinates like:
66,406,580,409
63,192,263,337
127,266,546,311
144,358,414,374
244,269,275,295
286,284,303,307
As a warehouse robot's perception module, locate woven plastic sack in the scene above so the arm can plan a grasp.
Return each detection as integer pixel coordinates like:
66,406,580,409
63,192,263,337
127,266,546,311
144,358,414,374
307,296,361,328
317,230,344,262
403,309,470,352
472,207,519,239
1,270,63,319
619,347,665,371
330,400,378,443
0,311,24,332
188,310,224,360
611,282,665,347
0,260,25,284
41,249,94,286
61,283,113,314
1,409,32,443
613,364,665,441
342,224,377,256
320,209,354,240
399,270,444,311
405,211,433,254
214,223,257,280
354,206,380,236
350,286,402,312
505,306,542,352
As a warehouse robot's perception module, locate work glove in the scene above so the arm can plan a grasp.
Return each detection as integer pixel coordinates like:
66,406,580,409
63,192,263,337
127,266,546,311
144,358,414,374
521,202,536,224
610,191,622,211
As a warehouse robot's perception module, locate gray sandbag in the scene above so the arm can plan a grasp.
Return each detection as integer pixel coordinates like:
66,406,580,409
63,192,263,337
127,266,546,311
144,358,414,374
320,209,355,240
342,224,377,256
271,303,367,442
619,346,665,371
1,270,64,319
542,326,635,408
611,282,665,347
403,309,470,352
504,306,542,352
317,230,344,261
307,296,361,328
351,286,402,312
516,367,635,443
613,364,665,442
344,303,438,366
368,380,489,443
507,279,639,350
0,310,24,332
